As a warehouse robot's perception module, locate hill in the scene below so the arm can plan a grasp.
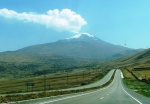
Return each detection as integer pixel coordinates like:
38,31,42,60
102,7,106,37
0,33,142,78
101,48,150,69
0,52,98,78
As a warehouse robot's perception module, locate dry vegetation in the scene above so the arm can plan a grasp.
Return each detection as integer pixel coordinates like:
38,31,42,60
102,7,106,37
0,69,108,94
132,70,150,79
122,69,135,79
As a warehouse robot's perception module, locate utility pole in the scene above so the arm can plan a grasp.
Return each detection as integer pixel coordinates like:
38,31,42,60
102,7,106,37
67,73,69,83
49,84,51,90
26,83,29,92
145,75,147,79
89,70,91,76
76,73,77,83
44,74,46,92
83,71,85,80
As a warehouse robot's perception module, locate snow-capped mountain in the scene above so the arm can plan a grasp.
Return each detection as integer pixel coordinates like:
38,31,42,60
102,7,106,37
16,32,139,60
65,33,100,42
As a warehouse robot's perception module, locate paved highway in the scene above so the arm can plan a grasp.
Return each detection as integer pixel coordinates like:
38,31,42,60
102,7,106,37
12,70,150,104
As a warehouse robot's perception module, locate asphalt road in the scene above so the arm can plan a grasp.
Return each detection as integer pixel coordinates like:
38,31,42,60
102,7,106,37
12,69,150,104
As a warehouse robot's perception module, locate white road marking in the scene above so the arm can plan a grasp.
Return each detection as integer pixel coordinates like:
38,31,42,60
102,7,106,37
40,91,100,104
100,97,104,99
40,87,107,104
122,87,142,104
40,77,115,104
120,73,142,104
120,71,124,78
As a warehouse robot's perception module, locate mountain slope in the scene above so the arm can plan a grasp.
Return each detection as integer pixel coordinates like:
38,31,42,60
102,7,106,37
17,33,137,60
0,33,142,78
101,48,150,69
0,52,97,78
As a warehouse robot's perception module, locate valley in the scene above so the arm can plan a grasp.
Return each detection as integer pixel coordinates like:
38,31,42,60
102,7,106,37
1,1,150,103
0,33,149,103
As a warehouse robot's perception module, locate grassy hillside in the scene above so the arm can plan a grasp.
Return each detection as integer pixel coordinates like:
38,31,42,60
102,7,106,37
0,52,100,78
101,48,150,69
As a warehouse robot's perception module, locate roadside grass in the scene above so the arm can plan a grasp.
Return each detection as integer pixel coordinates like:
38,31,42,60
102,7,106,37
122,69,150,97
0,69,109,94
0,70,116,103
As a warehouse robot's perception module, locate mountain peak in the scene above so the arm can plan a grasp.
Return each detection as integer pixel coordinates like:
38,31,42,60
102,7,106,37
70,33,94,39
65,33,100,42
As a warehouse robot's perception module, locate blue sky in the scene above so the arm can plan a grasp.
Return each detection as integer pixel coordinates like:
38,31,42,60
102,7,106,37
0,0,150,52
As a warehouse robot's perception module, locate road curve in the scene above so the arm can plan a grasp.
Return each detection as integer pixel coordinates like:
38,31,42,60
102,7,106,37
63,69,115,91
0,69,114,97
12,69,150,104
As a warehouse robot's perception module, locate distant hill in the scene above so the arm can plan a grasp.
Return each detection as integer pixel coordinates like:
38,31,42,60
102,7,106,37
101,48,150,69
0,52,98,78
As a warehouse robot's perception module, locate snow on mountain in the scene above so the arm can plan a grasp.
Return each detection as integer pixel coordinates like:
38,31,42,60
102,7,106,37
69,33,94,39
65,33,100,42
16,32,138,60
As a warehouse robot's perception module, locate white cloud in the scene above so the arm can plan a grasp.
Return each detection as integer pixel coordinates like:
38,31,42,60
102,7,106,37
0,8,87,33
